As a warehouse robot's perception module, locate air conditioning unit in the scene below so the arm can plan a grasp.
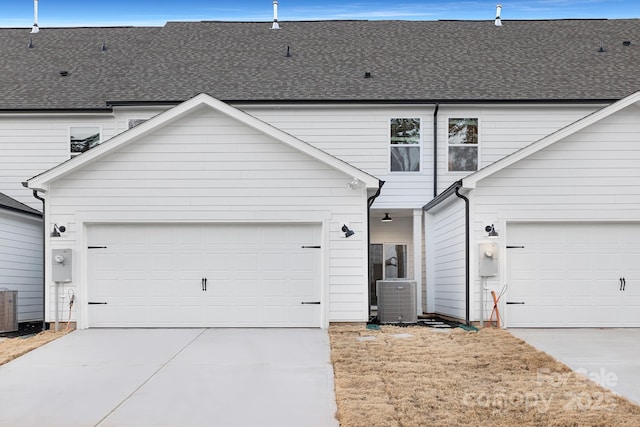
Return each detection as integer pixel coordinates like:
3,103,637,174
377,280,417,324
0,289,18,333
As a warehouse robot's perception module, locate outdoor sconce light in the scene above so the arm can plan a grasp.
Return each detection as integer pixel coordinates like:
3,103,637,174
342,224,355,238
51,224,66,237
381,213,393,222
485,224,499,238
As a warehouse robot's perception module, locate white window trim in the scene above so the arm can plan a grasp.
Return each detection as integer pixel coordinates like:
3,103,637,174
446,116,480,174
69,125,103,158
389,117,423,173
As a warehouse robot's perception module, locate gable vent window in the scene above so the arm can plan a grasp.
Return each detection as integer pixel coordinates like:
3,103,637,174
70,126,101,156
448,118,478,172
128,119,147,129
390,118,421,172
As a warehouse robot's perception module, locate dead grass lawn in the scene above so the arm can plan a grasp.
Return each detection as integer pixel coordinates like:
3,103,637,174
0,330,68,366
329,324,640,427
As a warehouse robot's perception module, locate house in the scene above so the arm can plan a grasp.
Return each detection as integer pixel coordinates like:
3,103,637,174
1,15,639,328
0,192,43,324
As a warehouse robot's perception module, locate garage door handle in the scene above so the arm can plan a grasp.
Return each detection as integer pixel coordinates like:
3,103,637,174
506,302,525,305
88,301,108,305
301,301,321,305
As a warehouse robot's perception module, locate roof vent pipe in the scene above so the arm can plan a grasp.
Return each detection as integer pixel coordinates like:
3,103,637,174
271,1,280,30
31,0,40,33
494,4,502,27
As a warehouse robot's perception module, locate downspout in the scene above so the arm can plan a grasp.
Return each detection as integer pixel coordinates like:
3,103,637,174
31,189,46,332
433,103,439,198
366,180,385,319
454,183,470,326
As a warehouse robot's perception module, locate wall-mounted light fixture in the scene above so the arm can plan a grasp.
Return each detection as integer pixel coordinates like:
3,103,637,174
485,224,498,238
51,224,66,237
381,213,393,222
341,224,355,238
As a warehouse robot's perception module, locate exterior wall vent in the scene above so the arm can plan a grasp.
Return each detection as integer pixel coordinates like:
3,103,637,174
377,280,417,324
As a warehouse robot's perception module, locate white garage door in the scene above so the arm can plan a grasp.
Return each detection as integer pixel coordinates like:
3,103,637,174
507,223,640,327
87,223,322,327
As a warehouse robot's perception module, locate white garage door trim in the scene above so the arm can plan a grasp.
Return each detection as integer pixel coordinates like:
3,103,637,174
506,222,640,328
85,222,324,328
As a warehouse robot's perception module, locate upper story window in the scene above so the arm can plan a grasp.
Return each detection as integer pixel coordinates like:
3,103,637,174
448,118,478,172
128,119,147,129
70,126,101,156
390,118,421,172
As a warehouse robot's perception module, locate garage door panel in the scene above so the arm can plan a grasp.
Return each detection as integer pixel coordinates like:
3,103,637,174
507,222,640,327
88,223,322,327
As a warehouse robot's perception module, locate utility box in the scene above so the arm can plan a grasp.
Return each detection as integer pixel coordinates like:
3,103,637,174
478,243,499,277
52,249,72,282
0,289,18,333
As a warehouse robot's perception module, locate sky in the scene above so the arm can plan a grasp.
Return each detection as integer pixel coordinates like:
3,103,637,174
1,0,639,27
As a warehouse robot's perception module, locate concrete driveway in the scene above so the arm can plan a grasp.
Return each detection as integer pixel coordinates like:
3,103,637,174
509,329,640,405
0,329,339,427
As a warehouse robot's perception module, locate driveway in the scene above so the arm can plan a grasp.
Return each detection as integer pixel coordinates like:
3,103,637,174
0,329,339,427
509,328,640,405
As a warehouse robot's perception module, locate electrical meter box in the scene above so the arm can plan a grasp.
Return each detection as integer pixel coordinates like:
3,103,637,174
478,243,499,277
52,249,72,282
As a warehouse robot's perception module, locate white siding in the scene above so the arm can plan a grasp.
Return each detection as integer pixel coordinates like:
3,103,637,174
473,108,640,221
428,199,466,319
248,104,600,208
0,115,117,209
0,210,43,322
46,107,370,325
435,105,599,195
469,106,640,322
0,103,600,211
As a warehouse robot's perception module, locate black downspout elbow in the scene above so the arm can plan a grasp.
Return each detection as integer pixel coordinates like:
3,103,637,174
454,184,470,326
366,180,385,320
31,190,46,332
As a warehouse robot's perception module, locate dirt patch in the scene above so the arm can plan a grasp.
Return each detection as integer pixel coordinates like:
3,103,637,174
0,330,68,366
329,324,640,426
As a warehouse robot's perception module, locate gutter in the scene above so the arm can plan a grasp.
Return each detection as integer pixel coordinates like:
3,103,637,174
433,103,439,198
454,185,471,326
366,180,385,319
423,180,471,326
30,189,47,332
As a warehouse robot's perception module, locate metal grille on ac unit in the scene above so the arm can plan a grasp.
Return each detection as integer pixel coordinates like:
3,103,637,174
377,280,417,324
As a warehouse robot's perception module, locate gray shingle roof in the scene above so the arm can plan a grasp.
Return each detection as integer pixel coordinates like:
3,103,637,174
0,192,42,216
1,19,640,109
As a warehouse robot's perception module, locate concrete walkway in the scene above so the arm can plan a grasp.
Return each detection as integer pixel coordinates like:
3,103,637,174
0,329,339,427
509,328,640,405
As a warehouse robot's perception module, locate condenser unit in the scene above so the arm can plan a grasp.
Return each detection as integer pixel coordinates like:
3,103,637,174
0,289,18,333
377,280,417,324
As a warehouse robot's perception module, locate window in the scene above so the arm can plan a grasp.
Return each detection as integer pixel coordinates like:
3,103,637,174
128,119,147,129
448,118,478,172
70,127,101,156
390,118,420,172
